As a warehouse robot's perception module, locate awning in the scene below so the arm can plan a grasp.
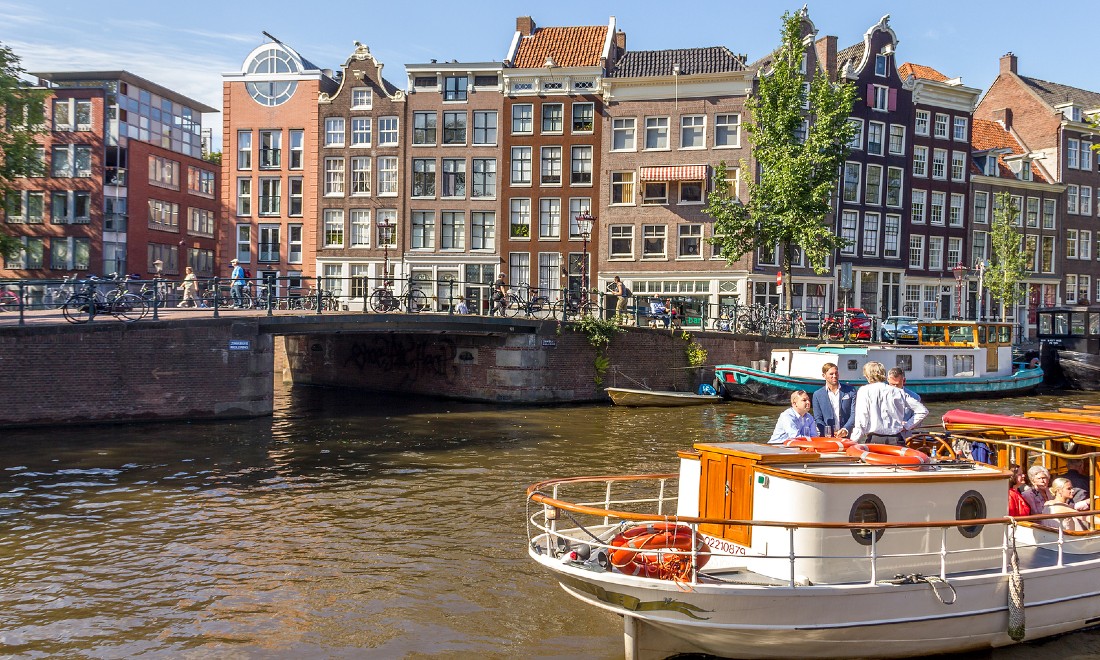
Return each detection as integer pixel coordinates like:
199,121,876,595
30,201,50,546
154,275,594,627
639,165,708,181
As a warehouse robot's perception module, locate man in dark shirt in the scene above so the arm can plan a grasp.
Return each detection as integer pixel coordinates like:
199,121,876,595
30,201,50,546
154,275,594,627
1061,458,1091,506
492,273,507,316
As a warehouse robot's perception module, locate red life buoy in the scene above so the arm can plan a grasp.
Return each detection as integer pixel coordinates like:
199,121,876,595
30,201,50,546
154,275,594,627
846,443,931,466
609,523,710,580
1028,358,1040,369
784,436,856,453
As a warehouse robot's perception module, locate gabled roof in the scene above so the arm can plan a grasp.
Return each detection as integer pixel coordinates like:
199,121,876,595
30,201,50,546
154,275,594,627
609,47,746,78
512,25,608,68
1019,75,1100,112
836,41,865,72
899,62,947,82
971,118,1047,182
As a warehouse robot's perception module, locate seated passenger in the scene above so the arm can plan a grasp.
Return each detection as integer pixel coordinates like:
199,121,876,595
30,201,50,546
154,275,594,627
1008,464,1030,517
1022,465,1054,515
1060,458,1091,507
1044,477,1092,531
768,390,817,445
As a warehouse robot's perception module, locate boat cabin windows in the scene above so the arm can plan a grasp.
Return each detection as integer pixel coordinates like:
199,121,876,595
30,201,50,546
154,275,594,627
920,321,1012,346
949,325,975,343
924,354,947,377
921,325,945,343
849,494,886,545
895,354,912,372
953,354,975,376
956,490,986,538
846,359,858,371
1072,313,1088,335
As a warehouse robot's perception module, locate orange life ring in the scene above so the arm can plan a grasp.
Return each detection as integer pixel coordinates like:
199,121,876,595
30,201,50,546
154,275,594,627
846,443,931,466
784,436,856,453
609,523,710,580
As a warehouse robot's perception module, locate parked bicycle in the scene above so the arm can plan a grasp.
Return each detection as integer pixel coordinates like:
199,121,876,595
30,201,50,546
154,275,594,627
62,276,148,323
203,282,251,309
0,287,22,312
503,284,553,319
44,274,79,309
301,285,340,311
552,288,599,320
369,279,429,313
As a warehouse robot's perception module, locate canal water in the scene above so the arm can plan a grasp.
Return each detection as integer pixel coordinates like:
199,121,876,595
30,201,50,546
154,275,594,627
3,387,1100,659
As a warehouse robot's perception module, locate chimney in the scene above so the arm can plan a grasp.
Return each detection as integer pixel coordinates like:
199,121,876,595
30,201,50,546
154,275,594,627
517,16,535,36
614,30,626,52
1000,52,1017,75
992,108,1013,130
815,35,837,77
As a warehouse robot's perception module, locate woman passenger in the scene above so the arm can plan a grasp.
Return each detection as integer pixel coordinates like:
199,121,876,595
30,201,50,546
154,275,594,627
1022,465,1053,515
1044,477,1092,532
1008,464,1030,517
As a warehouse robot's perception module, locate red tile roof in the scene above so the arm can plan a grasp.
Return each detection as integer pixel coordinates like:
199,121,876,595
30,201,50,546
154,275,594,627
899,62,948,82
971,119,1047,182
512,25,607,68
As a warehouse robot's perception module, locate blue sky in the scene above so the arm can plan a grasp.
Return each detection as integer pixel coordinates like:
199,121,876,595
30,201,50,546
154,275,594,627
1,0,1090,150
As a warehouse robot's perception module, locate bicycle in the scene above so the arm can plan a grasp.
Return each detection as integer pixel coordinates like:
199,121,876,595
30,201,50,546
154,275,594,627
302,286,340,311
369,280,429,313
44,274,79,309
502,284,553,319
62,276,148,323
552,288,599,320
0,288,22,312
203,283,251,309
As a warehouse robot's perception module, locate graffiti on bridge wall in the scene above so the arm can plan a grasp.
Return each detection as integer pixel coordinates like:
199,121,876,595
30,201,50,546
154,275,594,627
343,335,458,384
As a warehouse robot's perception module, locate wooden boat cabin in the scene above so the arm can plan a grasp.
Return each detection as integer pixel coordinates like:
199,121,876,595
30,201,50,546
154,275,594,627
1036,305,1100,355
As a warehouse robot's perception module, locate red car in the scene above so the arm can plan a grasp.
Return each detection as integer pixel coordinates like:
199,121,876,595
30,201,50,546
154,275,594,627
823,308,873,341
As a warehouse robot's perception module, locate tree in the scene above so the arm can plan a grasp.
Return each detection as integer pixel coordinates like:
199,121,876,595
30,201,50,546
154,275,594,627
0,42,47,261
705,10,857,308
984,192,1028,322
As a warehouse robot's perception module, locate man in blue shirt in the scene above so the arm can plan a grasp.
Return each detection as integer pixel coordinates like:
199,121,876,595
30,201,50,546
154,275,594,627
769,390,817,444
229,259,245,308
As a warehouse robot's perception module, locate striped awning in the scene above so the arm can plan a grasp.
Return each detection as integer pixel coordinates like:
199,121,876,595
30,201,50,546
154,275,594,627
639,165,708,181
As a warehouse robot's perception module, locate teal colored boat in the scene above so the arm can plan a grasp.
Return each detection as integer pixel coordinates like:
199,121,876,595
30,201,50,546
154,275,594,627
715,320,1042,405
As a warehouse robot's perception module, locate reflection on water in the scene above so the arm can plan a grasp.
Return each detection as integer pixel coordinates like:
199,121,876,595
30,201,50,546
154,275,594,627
1,387,1100,658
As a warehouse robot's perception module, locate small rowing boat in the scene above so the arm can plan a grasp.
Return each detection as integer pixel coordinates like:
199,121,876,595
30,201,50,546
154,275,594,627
605,387,721,407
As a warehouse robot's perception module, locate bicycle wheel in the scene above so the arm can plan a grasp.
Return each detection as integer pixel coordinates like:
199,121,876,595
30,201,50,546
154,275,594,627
530,296,553,320
578,302,599,318
46,289,70,309
369,289,397,312
240,291,254,309
62,295,94,323
551,300,568,321
111,293,148,322
407,289,429,313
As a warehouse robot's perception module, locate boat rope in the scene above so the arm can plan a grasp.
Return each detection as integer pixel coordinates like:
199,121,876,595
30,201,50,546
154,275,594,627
562,509,626,545
877,573,957,605
1008,521,1026,641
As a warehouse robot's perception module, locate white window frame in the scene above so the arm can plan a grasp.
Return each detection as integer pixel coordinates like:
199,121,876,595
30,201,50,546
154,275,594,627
644,116,670,150
612,117,636,151
680,115,706,149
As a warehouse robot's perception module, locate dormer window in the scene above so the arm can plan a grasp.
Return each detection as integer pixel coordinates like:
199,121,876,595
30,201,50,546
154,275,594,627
983,156,997,177
1057,102,1083,122
875,54,889,77
1019,160,1032,181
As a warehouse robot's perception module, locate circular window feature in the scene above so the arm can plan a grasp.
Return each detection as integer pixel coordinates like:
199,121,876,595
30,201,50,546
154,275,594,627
849,494,886,545
245,47,300,107
956,490,986,538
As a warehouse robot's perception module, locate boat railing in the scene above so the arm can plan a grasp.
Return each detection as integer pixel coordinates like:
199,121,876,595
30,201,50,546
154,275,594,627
528,474,1099,589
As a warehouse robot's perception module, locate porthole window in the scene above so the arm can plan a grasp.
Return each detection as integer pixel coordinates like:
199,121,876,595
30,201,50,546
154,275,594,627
956,490,986,538
847,359,859,371
849,494,886,545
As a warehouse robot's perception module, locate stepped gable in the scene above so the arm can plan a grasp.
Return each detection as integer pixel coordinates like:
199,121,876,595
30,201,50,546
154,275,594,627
512,25,607,68
899,62,948,82
609,47,746,78
971,118,1047,182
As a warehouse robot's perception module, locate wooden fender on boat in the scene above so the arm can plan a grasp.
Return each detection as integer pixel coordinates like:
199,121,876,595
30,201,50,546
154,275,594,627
846,443,931,466
609,523,710,581
784,436,856,453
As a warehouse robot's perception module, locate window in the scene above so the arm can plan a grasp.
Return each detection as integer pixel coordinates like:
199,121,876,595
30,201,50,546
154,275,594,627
644,117,669,149
52,99,91,131
865,165,883,205
1043,198,1056,229
512,104,533,133
947,237,962,267
610,225,633,258
188,167,216,197
288,224,303,263
509,253,530,292
863,212,880,256
473,111,497,144
848,119,864,149
511,146,532,185
973,231,988,262
413,112,437,145
572,103,594,132
289,129,304,169
378,117,399,146
951,152,966,181
236,224,251,263
840,210,858,254
538,198,561,239
237,131,252,169
912,146,928,177
1069,139,1080,169
886,167,903,207
867,121,885,156
643,181,668,205
1026,197,1040,228
259,177,281,215
441,158,466,198
411,211,435,248
325,157,345,196
441,211,465,249
1012,195,1024,225
378,156,398,196
1083,142,1094,171
612,171,635,205
1068,229,1079,259
324,118,345,147
928,236,944,270
471,212,495,250
612,118,636,151
147,154,178,187
443,111,466,145
642,225,666,258
1068,185,1079,214
288,177,303,216
953,116,968,141
680,180,703,203
950,194,965,227
930,191,946,225
412,159,436,197
377,209,397,248
542,103,563,133
914,110,929,137
352,87,372,109
715,114,740,147
911,189,926,224
570,146,592,185
909,235,924,268
352,156,374,194
842,162,861,203
54,144,91,178
323,209,344,247
681,115,705,148
510,198,531,238
875,53,889,76
884,214,901,258
1082,187,1093,216
472,158,496,198
147,199,179,230
677,224,702,258
889,124,905,154
540,147,562,185
934,113,949,139
973,191,989,224
444,76,468,101
932,149,947,179
351,117,371,147
872,85,889,111
236,178,251,216
1082,230,1092,260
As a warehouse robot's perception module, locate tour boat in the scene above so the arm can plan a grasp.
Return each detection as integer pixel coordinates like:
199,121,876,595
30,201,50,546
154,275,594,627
526,427,1100,659
1036,305,1100,390
605,387,721,407
715,320,1042,405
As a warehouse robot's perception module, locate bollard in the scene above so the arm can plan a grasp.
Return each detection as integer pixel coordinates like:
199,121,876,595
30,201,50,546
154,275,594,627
152,276,160,321
212,276,220,318
316,281,323,315
448,280,455,316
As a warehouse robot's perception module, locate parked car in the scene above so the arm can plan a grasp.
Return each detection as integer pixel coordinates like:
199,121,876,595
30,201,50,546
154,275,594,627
822,308,873,341
880,315,919,343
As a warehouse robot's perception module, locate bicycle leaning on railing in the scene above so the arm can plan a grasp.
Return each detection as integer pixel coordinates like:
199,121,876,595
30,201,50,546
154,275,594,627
503,284,553,319
62,276,148,323
369,278,429,313
44,274,79,309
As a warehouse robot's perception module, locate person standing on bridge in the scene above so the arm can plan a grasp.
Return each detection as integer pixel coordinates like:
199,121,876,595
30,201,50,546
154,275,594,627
229,259,245,308
492,273,507,316
178,266,198,308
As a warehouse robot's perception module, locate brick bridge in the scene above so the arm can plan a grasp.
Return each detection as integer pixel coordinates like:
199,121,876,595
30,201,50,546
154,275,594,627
0,311,792,428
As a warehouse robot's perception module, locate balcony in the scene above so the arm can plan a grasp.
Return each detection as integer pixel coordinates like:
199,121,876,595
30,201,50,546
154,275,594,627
260,148,281,169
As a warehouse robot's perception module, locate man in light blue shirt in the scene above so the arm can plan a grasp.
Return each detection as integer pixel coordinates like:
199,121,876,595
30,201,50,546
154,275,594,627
769,390,817,444
229,258,245,308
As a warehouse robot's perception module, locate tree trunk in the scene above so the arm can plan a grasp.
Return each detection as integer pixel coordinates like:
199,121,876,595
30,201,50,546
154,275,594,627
781,241,793,310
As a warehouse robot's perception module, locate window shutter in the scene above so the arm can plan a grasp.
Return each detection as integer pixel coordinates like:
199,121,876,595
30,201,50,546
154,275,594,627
866,84,874,107
888,88,897,111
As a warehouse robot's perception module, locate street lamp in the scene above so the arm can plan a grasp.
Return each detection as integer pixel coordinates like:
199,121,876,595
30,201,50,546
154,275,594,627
952,263,968,319
378,217,393,288
575,209,594,304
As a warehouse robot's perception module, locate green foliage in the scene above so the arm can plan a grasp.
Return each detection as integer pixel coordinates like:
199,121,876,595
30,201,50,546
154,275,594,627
571,315,624,386
681,331,708,368
0,42,48,260
705,10,857,305
203,151,222,165
510,223,530,238
985,192,1028,320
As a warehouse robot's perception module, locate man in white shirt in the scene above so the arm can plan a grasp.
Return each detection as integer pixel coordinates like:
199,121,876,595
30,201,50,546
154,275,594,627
769,390,818,444
850,361,927,444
